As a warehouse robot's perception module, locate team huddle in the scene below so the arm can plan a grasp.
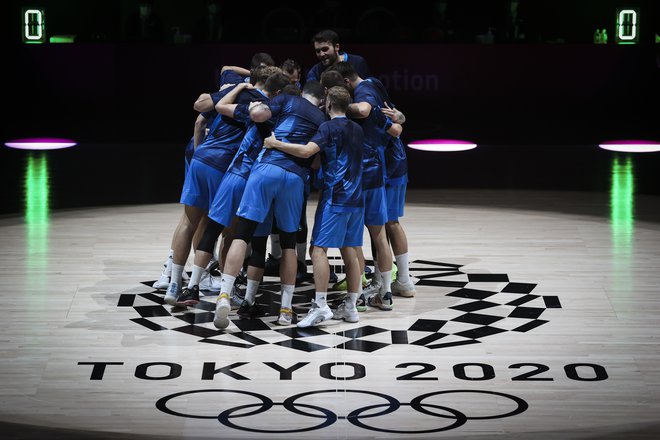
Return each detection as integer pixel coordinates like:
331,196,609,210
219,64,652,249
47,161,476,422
153,29,416,329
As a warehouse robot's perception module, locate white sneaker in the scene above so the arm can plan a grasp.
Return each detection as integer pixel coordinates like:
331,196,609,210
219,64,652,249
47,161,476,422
391,278,416,297
213,293,231,329
152,258,188,290
297,302,333,328
199,271,221,292
164,281,181,306
276,308,293,326
152,271,171,290
362,279,382,301
333,302,359,323
368,291,394,311
152,258,171,290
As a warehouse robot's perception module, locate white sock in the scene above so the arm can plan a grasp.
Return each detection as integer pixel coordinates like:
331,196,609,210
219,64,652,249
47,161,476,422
380,270,392,293
395,252,410,281
244,279,260,305
164,249,174,275
373,262,382,285
346,292,358,309
270,234,281,259
315,291,327,307
296,243,307,264
281,284,295,309
187,265,205,288
220,274,236,295
171,263,184,286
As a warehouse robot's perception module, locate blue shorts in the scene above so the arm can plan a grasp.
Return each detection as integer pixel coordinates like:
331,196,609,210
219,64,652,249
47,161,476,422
236,163,304,233
363,186,388,226
209,172,273,236
209,172,246,227
311,202,364,248
255,206,274,237
386,183,406,222
180,159,224,211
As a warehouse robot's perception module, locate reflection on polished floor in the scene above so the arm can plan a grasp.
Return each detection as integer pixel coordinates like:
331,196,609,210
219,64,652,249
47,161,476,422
2,168,660,438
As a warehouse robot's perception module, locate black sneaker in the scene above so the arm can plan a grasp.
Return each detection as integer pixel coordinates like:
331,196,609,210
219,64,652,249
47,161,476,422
237,300,263,318
264,253,280,276
176,285,200,306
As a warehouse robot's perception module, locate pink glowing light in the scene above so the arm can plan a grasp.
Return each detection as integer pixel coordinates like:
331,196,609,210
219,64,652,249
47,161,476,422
599,140,660,153
4,138,77,150
408,139,477,152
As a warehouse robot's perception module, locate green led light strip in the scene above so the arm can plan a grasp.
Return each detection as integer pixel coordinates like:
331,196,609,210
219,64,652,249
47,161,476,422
610,156,634,250
25,153,50,266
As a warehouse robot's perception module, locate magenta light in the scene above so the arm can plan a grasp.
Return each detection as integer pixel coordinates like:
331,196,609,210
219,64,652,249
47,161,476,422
599,140,660,153
408,139,477,152
5,138,77,150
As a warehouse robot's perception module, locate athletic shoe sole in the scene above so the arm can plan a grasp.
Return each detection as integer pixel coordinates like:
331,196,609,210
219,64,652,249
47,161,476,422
214,302,231,329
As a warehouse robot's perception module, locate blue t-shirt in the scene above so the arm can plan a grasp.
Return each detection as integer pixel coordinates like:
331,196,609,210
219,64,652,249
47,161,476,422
193,87,269,172
219,69,246,88
353,77,393,189
310,116,364,212
226,102,273,179
258,94,327,181
385,136,408,186
305,53,370,83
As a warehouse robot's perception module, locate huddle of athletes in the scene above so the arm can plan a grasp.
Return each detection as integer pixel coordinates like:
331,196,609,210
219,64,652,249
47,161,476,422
153,29,416,329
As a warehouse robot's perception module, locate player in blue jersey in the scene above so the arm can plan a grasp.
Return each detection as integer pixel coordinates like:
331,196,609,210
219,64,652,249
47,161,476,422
218,52,275,87
152,111,221,292
163,66,275,306
264,61,308,284
264,86,365,328
381,105,416,298
213,81,327,329
152,57,272,293
172,71,291,311
332,62,405,311
306,29,370,83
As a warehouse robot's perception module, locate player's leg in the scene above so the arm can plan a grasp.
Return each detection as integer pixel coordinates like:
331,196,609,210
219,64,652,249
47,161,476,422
164,204,205,305
333,209,363,322
385,182,415,297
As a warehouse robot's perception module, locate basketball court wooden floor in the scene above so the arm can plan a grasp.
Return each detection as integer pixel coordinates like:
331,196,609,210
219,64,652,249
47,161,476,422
1,189,660,439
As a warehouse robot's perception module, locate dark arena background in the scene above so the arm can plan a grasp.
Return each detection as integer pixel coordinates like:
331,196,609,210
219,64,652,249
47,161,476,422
2,1,660,439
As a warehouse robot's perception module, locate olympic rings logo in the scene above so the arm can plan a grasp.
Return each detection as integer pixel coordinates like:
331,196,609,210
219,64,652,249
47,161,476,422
156,388,528,434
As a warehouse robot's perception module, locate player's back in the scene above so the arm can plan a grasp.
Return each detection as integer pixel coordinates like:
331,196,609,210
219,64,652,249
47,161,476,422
260,94,327,180
316,117,364,210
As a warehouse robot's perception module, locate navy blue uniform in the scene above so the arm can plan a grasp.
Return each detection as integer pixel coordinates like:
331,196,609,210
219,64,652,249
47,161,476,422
237,94,326,232
181,87,267,210
193,87,269,172
310,116,365,248
208,101,273,233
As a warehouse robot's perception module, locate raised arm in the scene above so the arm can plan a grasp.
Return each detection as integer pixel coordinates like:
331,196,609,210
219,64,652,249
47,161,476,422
215,82,253,117
193,93,214,112
347,101,372,119
221,65,251,77
263,133,320,159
